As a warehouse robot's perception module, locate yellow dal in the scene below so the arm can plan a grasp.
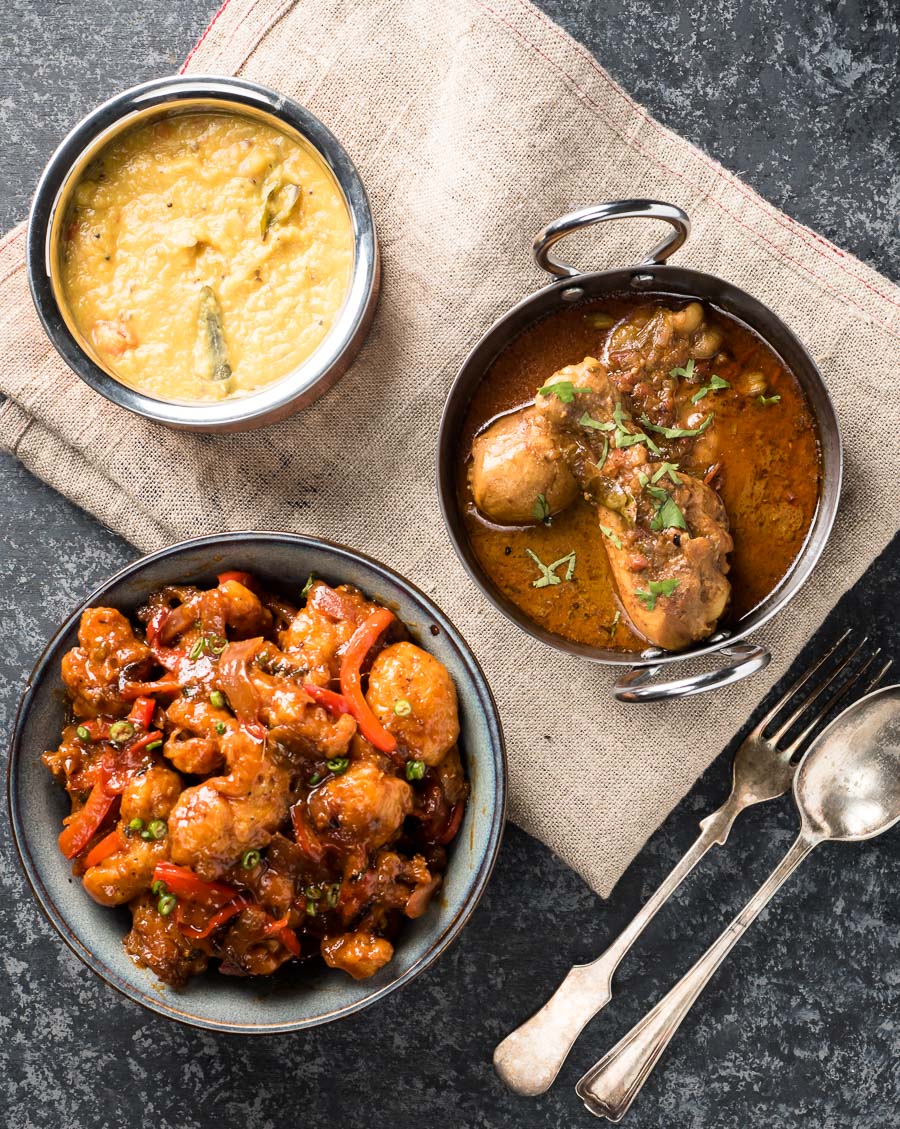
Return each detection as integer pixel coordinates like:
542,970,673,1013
60,112,355,402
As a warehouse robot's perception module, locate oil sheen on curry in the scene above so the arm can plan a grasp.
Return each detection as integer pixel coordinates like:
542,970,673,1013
459,298,820,653
60,112,354,402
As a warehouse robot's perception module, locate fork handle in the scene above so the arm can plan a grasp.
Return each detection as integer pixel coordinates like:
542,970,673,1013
493,800,741,1096
576,831,819,1121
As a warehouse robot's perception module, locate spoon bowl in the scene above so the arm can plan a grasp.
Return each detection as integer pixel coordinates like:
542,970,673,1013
796,684,900,842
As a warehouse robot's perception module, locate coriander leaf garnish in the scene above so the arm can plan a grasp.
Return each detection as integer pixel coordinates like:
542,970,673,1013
608,610,621,638
640,413,714,439
612,401,661,454
646,483,688,532
651,461,681,484
532,494,551,523
669,358,696,380
598,523,623,550
537,380,588,404
638,471,649,487
635,578,680,611
579,411,615,432
758,394,781,406
691,374,729,403
525,548,577,588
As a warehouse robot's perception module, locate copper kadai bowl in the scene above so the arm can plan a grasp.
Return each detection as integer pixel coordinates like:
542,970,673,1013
437,200,842,702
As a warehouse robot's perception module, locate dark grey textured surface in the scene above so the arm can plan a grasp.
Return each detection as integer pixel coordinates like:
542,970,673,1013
1,2,898,1127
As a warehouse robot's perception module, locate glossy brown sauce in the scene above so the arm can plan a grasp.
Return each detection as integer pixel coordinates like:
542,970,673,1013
458,297,821,652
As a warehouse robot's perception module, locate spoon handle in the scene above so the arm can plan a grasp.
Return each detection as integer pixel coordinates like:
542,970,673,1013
576,831,819,1121
493,800,741,1096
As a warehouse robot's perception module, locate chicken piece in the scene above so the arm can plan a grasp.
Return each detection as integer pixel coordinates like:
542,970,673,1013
124,892,208,987
219,905,296,976
308,760,413,851
603,301,724,429
61,607,152,718
279,582,376,679
533,355,617,432
531,357,733,650
167,727,293,879
597,461,733,651
366,642,460,766
321,931,394,979
163,697,229,775
469,407,578,525
83,763,182,906
531,355,639,489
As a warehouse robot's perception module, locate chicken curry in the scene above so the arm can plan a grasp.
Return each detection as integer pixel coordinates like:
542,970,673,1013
459,298,820,653
44,572,467,986
60,112,354,402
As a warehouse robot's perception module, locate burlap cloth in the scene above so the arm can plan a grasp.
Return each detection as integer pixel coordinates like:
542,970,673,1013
2,0,898,897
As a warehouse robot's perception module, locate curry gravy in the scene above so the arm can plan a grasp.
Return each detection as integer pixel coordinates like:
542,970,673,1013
458,298,821,653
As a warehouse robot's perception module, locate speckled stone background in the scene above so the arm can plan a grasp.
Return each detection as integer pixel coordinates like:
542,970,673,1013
1,2,898,1126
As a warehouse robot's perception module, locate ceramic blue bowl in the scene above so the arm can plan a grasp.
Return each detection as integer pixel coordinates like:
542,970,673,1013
8,532,506,1033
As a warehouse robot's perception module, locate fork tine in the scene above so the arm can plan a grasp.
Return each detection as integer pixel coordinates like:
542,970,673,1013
768,632,868,742
749,628,852,738
782,648,882,757
867,658,893,692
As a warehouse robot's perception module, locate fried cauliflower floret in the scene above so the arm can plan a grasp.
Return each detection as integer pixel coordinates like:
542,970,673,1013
61,607,151,718
308,760,413,850
124,893,208,987
83,763,182,906
321,931,394,980
366,642,460,766
167,729,292,879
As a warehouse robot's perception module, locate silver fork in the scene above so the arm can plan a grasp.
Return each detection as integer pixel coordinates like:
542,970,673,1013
493,631,889,1097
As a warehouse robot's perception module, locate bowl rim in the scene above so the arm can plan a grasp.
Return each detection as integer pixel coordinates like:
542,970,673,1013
26,75,379,432
7,531,507,1033
436,262,843,670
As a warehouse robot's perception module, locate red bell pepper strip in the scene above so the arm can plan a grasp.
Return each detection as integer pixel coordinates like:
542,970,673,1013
290,803,327,863
339,608,397,754
127,696,156,730
102,730,165,794
279,927,302,957
152,861,238,909
144,605,188,673
302,682,353,717
176,894,251,939
58,783,116,860
119,679,181,701
84,829,123,868
437,801,465,845
260,911,302,957
78,718,111,741
217,570,256,589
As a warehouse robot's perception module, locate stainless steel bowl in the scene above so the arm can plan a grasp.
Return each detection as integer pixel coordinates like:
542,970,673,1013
437,200,842,702
27,75,379,432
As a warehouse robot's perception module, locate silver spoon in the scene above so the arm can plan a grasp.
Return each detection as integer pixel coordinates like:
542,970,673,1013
576,683,900,1121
